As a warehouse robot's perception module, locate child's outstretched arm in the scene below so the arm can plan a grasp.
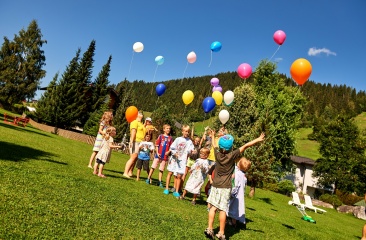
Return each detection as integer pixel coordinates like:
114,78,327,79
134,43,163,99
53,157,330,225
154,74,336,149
239,133,265,153
109,142,121,149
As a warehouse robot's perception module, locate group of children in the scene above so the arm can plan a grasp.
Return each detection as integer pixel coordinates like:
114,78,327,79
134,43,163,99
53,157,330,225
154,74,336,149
87,111,265,240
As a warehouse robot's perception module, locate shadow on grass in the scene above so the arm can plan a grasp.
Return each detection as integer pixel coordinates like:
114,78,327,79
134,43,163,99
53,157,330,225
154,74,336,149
0,122,51,138
282,223,295,229
0,141,63,164
259,197,273,205
247,207,256,211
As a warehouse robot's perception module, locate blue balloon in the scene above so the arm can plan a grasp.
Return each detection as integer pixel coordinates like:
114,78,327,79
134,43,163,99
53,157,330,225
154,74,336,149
210,41,222,52
202,97,216,113
156,83,166,96
155,56,164,65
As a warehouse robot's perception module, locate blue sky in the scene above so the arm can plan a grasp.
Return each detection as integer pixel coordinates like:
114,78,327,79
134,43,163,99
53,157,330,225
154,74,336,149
1,1,365,99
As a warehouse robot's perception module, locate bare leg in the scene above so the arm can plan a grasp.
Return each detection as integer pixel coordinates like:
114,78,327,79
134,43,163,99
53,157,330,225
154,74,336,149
193,194,197,201
158,170,164,182
208,206,217,229
93,161,98,174
175,174,182,192
123,153,137,177
362,223,366,240
218,210,227,236
136,168,141,181
88,151,97,167
98,164,105,177
165,172,173,190
147,168,154,180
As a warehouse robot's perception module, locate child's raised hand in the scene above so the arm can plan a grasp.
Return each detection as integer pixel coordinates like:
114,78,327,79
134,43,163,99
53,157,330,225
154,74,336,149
257,132,265,142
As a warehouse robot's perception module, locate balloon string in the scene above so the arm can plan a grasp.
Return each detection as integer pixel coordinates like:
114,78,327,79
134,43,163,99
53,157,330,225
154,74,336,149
182,62,189,84
269,45,281,62
127,51,135,80
208,51,212,68
183,105,187,117
154,96,159,112
151,65,159,95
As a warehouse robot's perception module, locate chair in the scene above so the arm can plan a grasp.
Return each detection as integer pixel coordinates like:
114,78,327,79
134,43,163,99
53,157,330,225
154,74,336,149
304,195,327,213
288,192,303,206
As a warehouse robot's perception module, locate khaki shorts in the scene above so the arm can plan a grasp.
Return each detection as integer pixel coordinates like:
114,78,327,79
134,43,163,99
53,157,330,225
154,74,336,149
207,186,231,212
129,142,140,154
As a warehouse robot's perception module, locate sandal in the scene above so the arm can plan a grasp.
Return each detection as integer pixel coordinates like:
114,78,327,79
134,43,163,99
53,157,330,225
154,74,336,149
191,200,196,205
204,228,214,239
215,232,226,240
178,196,185,200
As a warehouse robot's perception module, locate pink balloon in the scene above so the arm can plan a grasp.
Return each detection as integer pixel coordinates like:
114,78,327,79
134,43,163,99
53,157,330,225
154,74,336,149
237,63,252,79
187,51,197,64
212,85,222,92
210,78,219,87
273,30,286,45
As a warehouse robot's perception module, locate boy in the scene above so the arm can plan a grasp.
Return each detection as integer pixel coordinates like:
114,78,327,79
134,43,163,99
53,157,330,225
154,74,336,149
204,131,265,240
136,134,155,181
163,125,194,197
146,124,173,187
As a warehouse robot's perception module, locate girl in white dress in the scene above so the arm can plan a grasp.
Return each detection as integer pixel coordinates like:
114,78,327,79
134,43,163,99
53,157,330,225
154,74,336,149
179,148,210,205
93,126,121,178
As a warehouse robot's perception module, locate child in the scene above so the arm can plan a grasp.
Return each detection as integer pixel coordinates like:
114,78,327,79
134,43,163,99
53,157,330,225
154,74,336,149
136,134,155,181
88,111,113,168
146,124,173,187
179,148,210,205
227,157,252,229
93,126,121,178
204,131,265,240
163,125,194,198
181,135,202,191
205,164,216,211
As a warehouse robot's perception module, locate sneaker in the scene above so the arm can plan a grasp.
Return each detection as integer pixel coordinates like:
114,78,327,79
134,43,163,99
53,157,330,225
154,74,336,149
204,228,214,239
159,182,164,188
163,189,169,195
172,192,181,197
215,232,226,240
145,179,150,184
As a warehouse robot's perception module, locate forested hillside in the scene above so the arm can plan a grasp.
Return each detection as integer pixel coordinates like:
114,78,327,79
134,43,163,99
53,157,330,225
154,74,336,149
115,71,366,125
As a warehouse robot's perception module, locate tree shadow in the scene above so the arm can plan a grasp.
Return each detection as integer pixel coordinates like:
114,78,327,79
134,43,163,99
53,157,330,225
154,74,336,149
282,223,295,229
0,122,51,138
0,141,62,163
258,197,273,205
247,207,256,211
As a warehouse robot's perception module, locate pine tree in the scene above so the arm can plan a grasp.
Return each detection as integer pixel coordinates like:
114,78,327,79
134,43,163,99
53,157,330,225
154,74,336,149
83,96,110,136
36,72,59,124
0,20,46,106
91,55,111,112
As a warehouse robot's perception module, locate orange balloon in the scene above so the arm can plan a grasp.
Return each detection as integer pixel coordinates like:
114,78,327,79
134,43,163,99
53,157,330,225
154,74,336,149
125,106,138,123
290,58,312,86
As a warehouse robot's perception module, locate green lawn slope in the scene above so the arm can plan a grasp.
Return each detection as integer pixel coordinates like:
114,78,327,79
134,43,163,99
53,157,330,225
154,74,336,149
0,108,364,239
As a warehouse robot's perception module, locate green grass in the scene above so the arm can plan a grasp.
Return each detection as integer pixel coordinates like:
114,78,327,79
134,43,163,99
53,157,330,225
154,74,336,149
294,128,321,160
0,109,365,239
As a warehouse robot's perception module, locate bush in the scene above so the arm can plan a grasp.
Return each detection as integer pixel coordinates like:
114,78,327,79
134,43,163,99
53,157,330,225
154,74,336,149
262,182,278,192
335,190,364,206
277,180,295,195
319,194,342,209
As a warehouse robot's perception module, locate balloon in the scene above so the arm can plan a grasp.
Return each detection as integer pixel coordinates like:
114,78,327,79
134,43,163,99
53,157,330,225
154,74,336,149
290,58,312,86
210,78,219,87
133,42,144,53
155,56,164,65
202,97,216,113
212,91,223,105
224,90,234,105
125,106,138,123
237,63,252,79
212,85,222,92
187,51,197,64
273,30,286,45
182,90,194,105
219,110,230,124
210,41,222,52
155,83,166,96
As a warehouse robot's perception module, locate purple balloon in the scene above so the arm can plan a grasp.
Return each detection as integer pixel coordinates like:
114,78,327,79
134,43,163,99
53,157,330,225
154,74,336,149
210,78,219,87
212,85,222,92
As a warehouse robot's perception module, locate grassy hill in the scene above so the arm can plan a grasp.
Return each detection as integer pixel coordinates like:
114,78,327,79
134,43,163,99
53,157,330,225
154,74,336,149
0,108,365,239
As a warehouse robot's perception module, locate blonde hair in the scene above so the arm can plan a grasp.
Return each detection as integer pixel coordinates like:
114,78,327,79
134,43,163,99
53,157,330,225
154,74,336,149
101,111,113,126
200,148,210,155
238,157,251,172
182,124,190,131
103,126,116,141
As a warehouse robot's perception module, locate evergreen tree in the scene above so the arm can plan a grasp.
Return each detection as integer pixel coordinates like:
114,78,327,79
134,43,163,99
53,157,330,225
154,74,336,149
36,72,59,124
91,55,111,112
312,115,366,194
83,96,110,136
0,20,46,107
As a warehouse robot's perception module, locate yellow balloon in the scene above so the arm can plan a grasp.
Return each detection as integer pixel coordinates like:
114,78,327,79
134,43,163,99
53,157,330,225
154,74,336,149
212,91,223,105
182,90,194,105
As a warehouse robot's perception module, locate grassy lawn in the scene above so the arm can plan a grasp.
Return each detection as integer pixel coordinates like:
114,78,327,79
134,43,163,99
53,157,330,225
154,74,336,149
0,109,365,239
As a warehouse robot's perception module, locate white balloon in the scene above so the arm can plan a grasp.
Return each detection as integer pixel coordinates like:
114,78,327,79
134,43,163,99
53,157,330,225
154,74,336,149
219,109,230,124
133,42,144,53
224,90,234,105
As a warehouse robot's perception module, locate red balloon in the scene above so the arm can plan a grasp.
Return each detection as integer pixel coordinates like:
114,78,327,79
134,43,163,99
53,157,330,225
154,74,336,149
273,30,286,45
125,106,138,123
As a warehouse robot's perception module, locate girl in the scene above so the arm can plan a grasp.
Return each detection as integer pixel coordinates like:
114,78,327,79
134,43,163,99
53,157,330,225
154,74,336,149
88,111,113,168
93,126,121,178
179,148,210,205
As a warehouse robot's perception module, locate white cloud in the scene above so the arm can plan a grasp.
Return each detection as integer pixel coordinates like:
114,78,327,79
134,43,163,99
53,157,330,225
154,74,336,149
308,47,337,56
274,57,283,62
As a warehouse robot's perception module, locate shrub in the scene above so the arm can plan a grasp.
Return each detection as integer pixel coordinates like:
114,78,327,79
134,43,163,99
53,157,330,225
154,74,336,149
335,190,364,206
319,194,342,209
277,180,295,195
262,182,278,192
